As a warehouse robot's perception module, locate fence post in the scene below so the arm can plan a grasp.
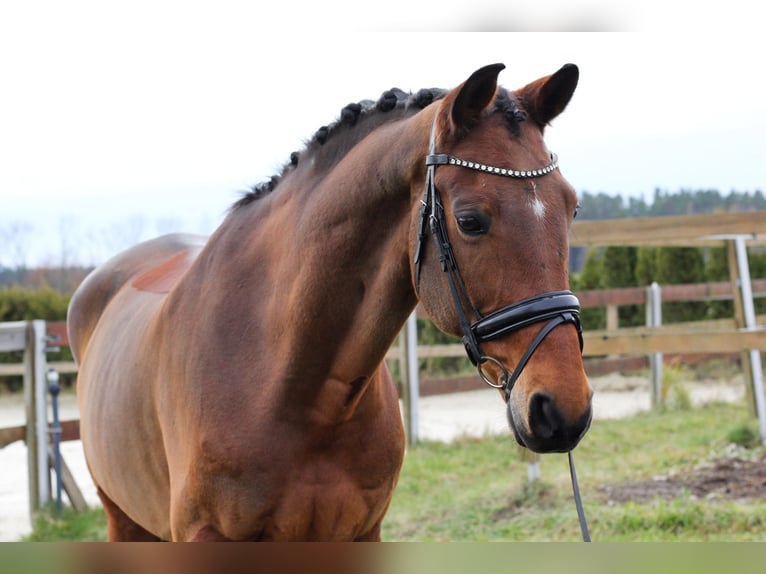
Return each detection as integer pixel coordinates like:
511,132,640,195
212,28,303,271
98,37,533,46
727,240,757,413
731,237,766,442
47,368,63,513
399,312,420,447
605,304,619,332
646,282,663,406
24,320,50,515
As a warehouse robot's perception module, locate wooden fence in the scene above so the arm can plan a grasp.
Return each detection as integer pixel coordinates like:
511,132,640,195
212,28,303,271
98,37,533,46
0,321,87,514
386,278,766,389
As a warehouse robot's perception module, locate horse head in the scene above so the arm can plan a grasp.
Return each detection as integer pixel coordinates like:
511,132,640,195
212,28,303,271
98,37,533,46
411,63,592,453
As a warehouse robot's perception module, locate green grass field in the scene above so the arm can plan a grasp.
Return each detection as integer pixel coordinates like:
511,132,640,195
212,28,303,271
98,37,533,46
383,399,766,541
24,399,766,542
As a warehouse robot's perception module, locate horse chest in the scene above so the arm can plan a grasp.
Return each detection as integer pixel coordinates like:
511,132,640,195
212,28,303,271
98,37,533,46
184,416,403,541
266,473,388,540
187,456,396,541
259,438,400,538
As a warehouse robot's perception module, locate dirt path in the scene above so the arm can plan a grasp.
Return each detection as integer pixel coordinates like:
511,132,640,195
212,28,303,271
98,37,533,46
0,374,746,541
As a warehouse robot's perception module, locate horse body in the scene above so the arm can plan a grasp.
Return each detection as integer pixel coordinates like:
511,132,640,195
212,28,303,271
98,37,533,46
68,63,592,541
71,116,424,541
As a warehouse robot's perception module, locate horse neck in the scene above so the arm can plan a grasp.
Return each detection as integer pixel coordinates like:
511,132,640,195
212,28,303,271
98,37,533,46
203,112,430,397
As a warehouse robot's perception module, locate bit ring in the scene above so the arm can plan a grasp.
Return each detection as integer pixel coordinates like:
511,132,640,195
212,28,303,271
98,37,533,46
476,355,510,390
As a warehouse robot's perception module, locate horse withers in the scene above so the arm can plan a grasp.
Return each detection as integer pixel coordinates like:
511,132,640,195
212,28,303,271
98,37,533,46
68,63,592,541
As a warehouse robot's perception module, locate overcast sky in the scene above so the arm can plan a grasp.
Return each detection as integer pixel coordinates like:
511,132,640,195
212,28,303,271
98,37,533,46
1,2,763,266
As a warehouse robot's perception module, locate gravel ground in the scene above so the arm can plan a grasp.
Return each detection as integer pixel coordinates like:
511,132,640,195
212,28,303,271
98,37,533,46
0,373,746,541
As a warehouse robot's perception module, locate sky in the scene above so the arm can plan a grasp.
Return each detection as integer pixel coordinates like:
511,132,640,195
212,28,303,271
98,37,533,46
1,2,764,267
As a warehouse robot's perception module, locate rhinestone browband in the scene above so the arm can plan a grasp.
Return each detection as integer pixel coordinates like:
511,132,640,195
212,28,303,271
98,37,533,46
441,153,559,179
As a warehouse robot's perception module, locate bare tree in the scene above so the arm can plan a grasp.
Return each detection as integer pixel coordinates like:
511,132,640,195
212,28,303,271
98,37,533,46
99,214,147,258
58,215,80,268
122,214,146,248
0,220,34,270
54,215,82,291
155,216,182,237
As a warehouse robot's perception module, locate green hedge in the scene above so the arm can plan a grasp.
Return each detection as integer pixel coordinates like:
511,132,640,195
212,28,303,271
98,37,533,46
0,286,70,322
0,287,73,392
571,245,766,330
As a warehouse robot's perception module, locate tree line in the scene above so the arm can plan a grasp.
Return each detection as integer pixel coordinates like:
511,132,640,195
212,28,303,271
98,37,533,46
577,188,766,220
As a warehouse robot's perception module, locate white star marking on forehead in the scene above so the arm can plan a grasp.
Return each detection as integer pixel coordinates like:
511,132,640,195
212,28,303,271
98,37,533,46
530,196,546,220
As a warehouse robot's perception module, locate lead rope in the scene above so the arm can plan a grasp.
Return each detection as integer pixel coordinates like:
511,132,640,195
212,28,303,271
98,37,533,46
568,451,591,542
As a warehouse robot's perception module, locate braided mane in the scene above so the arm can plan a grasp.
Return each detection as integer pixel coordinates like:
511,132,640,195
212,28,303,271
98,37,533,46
231,87,446,210
232,84,526,210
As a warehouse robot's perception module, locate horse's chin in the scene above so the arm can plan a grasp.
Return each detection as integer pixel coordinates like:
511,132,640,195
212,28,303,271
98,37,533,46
508,419,528,449
506,401,530,449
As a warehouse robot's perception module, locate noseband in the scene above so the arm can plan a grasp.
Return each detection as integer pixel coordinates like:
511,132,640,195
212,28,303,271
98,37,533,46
413,119,584,401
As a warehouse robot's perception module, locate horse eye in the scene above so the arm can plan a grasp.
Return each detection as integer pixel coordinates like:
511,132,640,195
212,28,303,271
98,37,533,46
573,203,581,219
456,214,488,236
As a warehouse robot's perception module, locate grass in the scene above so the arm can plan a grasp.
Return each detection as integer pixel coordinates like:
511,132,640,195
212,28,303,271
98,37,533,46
660,363,693,411
22,506,107,542
23,400,766,542
382,399,766,541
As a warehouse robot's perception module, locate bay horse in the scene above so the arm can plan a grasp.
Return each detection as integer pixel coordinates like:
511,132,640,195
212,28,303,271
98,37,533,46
67,63,592,541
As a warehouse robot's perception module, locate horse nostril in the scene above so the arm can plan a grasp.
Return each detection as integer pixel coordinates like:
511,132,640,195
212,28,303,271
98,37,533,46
528,393,562,440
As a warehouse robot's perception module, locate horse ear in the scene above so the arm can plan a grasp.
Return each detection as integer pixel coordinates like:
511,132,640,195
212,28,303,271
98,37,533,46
448,63,506,136
519,63,579,127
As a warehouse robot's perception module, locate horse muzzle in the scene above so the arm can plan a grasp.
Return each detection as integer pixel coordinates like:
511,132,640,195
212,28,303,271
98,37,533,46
468,291,592,453
507,389,593,453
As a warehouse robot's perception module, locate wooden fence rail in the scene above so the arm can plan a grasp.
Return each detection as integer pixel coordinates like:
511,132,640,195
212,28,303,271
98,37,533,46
3,278,766,385
578,279,766,308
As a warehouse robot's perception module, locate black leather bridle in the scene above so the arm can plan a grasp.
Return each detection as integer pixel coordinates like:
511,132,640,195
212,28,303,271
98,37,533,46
413,119,584,401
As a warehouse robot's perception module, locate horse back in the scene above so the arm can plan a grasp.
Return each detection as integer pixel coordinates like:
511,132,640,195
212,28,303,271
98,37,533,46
67,233,206,363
